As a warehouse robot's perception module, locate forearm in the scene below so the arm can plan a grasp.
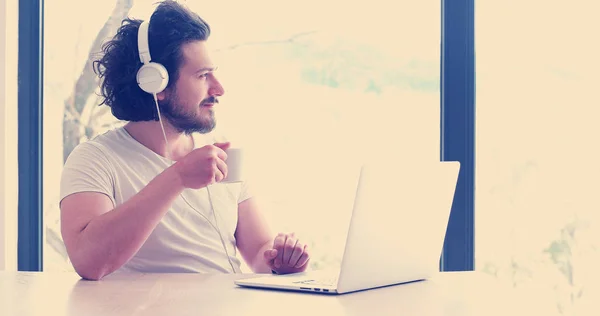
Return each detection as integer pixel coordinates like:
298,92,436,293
249,240,274,274
70,166,184,280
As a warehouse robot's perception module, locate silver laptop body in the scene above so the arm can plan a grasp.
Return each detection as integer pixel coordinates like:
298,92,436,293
235,161,461,295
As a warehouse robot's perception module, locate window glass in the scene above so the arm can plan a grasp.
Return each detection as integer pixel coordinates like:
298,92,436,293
476,1,600,314
44,0,441,272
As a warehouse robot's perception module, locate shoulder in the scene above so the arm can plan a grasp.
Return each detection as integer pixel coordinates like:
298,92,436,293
65,140,107,163
63,128,126,170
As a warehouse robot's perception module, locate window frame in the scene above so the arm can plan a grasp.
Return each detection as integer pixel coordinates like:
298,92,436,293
17,0,44,271
440,0,476,271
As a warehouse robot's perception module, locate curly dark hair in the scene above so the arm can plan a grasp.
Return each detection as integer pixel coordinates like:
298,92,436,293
93,0,211,121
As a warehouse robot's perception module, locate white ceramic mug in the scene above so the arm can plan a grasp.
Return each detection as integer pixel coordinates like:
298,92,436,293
222,148,244,183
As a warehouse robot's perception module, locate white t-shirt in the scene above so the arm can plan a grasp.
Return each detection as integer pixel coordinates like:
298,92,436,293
59,126,251,274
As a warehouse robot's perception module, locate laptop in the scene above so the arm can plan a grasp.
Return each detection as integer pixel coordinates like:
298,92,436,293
235,161,461,295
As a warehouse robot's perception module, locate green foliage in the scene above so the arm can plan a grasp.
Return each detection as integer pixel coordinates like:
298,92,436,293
543,220,582,286
281,33,439,94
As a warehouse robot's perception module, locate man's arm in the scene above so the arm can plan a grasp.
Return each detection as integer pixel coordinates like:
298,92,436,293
60,166,185,280
61,142,230,280
235,197,312,274
234,197,275,273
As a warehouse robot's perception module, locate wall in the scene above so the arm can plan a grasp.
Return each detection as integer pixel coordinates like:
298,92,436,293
1,0,19,271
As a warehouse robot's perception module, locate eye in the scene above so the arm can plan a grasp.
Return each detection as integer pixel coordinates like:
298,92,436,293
198,73,209,79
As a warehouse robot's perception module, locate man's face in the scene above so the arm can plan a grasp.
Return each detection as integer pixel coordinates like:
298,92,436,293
158,40,224,134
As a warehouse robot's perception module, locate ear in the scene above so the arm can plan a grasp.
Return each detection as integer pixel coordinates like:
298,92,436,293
156,89,167,101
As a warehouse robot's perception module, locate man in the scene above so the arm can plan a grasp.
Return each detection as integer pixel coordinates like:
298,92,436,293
59,0,310,280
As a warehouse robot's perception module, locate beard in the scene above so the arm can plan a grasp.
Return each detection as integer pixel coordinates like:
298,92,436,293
158,93,217,135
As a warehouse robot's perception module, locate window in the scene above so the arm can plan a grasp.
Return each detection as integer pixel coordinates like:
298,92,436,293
475,0,600,314
43,0,442,272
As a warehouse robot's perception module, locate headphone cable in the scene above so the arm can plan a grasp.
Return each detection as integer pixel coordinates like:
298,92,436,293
153,94,238,274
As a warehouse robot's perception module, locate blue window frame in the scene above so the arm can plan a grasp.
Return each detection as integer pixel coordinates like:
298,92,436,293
440,0,475,271
17,0,44,271
16,0,475,271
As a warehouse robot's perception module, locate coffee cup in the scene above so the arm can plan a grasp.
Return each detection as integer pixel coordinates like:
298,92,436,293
222,148,244,183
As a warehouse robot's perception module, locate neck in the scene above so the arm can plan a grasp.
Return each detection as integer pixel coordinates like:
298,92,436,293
124,121,194,161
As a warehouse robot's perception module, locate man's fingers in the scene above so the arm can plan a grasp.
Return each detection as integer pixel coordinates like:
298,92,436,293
283,236,297,265
272,234,287,268
214,158,227,182
271,233,308,269
213,142,231,151
295,248,310,269
263,248,277,261
213,146,229,161
213,142,231,160
288,242,305,266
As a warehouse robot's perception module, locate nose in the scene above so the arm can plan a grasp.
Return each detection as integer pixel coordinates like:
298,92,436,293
209,76,225,97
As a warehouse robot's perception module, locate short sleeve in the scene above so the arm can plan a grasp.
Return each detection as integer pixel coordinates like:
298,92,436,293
60,142,116,207
237,180,253,204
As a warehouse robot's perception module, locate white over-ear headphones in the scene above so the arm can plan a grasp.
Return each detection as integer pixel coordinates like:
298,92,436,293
136,17,169,94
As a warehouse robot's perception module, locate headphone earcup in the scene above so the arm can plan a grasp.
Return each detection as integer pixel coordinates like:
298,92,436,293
136,62,169,94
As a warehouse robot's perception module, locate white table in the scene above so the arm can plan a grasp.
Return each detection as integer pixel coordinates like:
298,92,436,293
0,271,535,315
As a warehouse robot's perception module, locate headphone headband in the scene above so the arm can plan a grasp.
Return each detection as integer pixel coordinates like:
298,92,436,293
138,19,151,64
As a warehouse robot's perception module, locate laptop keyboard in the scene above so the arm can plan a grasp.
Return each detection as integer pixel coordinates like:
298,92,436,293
293,276,338,287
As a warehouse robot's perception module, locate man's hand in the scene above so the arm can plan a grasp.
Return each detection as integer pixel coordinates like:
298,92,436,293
263,233,310,274
173,142,231,189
